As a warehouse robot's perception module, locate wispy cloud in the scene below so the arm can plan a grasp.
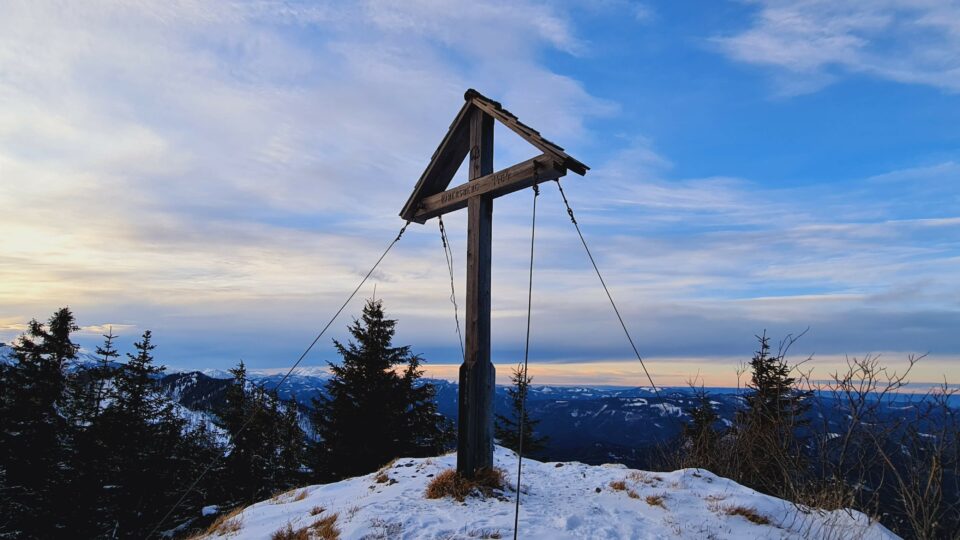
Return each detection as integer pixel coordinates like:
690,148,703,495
713,0,960,94
0,2,956,385
0,0,610,355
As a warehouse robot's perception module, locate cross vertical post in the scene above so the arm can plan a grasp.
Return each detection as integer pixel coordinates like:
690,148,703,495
400,89,588,479
458,107,495,476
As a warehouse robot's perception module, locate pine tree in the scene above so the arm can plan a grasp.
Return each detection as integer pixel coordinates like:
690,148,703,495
680,387,720,470
219,362,307,504
735,331,812,496
495,363,547,456
115,330,166,420
277,394,307,488
97,329,202,536
397,355,454,457
311,299,452,480
0,308,78,538
90,327,120,418
220,361,266,503
64,329,122,538
221,361,249,440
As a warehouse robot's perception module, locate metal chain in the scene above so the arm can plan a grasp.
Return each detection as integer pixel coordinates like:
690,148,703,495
438,216,465,362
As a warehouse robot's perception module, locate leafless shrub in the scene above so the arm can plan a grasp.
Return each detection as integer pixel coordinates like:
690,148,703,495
666,334,960,539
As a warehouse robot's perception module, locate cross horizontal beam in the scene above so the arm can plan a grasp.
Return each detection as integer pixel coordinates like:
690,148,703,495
412,154,566,223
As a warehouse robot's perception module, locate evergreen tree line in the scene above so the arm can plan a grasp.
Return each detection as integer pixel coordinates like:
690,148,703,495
0,308,223,538
0,300,454,538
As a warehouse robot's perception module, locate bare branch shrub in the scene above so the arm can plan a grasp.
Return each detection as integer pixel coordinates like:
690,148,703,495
667,335,960,539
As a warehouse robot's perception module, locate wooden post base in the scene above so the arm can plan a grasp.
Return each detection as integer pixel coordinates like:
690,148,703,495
457,360,496,476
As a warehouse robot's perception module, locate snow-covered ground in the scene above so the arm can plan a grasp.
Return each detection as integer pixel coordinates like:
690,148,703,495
194,446,897,539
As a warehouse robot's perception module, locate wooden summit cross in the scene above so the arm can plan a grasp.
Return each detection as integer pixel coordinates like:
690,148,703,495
401,89,588,477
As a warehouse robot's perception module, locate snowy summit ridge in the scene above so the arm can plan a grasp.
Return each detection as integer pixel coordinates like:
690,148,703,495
194,446,896,539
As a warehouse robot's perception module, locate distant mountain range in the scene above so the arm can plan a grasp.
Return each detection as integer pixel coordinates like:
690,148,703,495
154,365,958,469
149,366,747,468
2,343,950,470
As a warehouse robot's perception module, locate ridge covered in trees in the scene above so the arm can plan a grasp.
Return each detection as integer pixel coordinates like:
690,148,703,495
0,307,955,539
0,301,452,538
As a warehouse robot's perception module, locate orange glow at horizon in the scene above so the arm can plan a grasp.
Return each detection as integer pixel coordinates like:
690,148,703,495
420,355,959,390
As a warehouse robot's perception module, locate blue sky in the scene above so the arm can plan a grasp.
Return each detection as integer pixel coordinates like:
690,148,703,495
1,1,957,386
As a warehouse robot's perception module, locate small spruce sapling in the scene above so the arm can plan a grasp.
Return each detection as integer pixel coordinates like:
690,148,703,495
495,363,547,456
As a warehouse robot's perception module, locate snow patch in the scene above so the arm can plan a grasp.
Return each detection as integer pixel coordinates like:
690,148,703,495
651,403,686,417
209,446,897,540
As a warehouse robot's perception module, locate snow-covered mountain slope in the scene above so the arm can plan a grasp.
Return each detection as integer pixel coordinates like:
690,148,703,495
195,446,896,540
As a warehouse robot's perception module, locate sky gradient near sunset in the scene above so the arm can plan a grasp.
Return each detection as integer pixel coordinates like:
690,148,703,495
1,1,958,387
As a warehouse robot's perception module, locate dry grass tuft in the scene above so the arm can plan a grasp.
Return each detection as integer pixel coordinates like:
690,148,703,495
270,523,309,540
627,471,664,485
609,480,627,491
467,528,503,538
425,468,506,502
268,513,340,540
627,471,652,484
309,512,340,539
368,517,403,537
270,487,310,504
645,494,666,508
196,506,244,537
724,505,771,525
374,472,390,484
627,489,640,499
310,506,325,516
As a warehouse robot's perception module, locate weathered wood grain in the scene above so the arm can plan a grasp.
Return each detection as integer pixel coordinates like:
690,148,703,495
457,107,495,477
398,89,590,479
399,102,473,221
466,89,588,176
412,155,564,222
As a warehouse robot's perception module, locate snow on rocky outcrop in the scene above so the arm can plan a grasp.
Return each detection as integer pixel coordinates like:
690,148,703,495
193,446,897,539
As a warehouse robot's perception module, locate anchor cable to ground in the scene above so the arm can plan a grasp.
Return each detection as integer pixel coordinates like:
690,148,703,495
554,180,662,400
147,220,412,539
513,182,540,540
